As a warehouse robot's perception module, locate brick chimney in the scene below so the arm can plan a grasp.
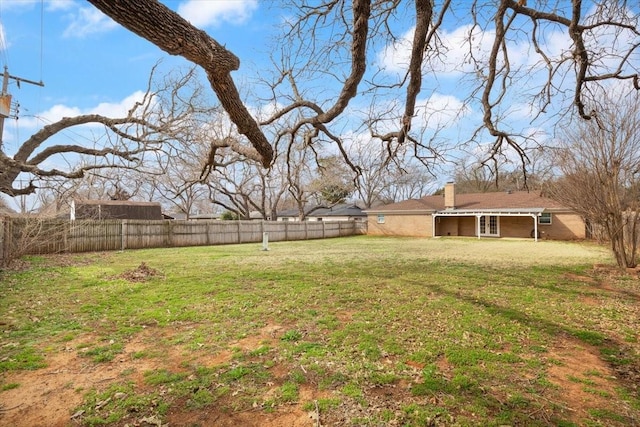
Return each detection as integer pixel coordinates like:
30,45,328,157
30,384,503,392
444,182,456,210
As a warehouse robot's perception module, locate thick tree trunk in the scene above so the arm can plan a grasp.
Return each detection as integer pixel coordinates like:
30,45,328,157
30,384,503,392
87,0,273,167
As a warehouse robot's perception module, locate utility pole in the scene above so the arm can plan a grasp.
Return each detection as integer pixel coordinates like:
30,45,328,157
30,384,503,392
0,65,45,148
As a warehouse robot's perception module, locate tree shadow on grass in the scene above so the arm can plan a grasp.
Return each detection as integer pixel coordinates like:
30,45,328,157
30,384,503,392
425,281,640,400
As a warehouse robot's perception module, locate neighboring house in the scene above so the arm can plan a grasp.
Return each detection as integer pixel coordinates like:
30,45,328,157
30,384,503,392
71,200,163,220
366,183,586,241
278,204,366,222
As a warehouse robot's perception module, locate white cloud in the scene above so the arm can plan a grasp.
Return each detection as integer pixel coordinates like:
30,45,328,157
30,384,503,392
17,91,148,129
46,0,76,12
357,92,470,140
62,6,118,38
250,100,287,123
90,91,148,117
414,93,470,130
505,101,538,122
379,25,496,76
177,0,258,27
378,22,573,80
0,0,39,11
0,22,9,52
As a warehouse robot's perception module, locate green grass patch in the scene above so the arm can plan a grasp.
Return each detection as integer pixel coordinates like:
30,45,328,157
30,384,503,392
0,346,46,371
573,330,606,346
279,381,299,403
82,342,124,363
2,237,638,426
280,329,303,342
143,369,187,386
75,382,168,426
1,382,19,391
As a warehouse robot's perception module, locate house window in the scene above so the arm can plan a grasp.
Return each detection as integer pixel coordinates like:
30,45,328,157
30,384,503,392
377,214,385,224
479,215,500,236
538,213,552,225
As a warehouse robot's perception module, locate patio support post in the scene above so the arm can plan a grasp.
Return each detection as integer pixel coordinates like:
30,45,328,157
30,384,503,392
532,214,538,242
476,214,482,239
432,214,436,237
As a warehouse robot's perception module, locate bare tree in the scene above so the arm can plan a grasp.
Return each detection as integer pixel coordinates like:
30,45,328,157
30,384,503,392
88,0,639,179
311,156,355,205
203,156,265,220
284,137,318,221
8,1,637,204
87,0,273,167
548,90,640,269
143,118,217,219
0,65,212,197
379,164,436,204
347,140,435,207
453,148,553,193
262,160,290,221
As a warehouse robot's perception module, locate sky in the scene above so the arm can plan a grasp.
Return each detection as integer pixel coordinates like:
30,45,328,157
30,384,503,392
0,0,278,209
0,0,269,135
0,1,544,156
0,1,638,211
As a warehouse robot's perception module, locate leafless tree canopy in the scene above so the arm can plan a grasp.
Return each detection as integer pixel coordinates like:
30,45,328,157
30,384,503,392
548,90,640,268
87,0,640,173
0,66,210,196
86,0,273,168
4,1,638,202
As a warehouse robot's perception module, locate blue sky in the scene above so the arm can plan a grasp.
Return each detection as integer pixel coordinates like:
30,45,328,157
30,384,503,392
0,0,557,152
1,0,271,136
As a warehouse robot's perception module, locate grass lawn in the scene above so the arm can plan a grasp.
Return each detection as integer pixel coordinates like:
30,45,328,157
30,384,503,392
0,236,639,426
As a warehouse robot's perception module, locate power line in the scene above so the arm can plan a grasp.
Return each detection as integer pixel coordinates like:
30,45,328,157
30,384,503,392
39,0,44,83
0,4,9,67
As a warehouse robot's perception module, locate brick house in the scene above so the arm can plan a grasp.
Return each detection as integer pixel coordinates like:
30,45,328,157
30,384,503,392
365,183,586,241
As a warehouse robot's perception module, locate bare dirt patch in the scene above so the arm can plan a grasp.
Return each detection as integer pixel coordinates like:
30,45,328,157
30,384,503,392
173,405,314,427
1,333,119,427
545,335,627,424
4,331,630,427
0,324,321,427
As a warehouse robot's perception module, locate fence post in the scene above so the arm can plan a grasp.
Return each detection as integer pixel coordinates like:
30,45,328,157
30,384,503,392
237,220,242,244
121,220,127,251
63,220,70,253
0,217,5,266
2,217,11,266
2,217,14,266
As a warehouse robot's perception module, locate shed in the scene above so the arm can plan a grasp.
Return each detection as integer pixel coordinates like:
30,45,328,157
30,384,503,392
71,200,163,220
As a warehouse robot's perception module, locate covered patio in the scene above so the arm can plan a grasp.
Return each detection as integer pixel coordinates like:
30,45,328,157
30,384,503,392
432,208,545,242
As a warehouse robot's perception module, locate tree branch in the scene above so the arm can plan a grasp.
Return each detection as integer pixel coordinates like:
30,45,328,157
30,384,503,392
87,0,273,167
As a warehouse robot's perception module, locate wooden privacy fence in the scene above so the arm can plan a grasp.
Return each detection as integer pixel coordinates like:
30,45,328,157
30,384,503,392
1,218,367,263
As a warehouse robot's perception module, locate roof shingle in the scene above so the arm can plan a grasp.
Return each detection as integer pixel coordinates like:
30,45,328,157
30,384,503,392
368,191,567,212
